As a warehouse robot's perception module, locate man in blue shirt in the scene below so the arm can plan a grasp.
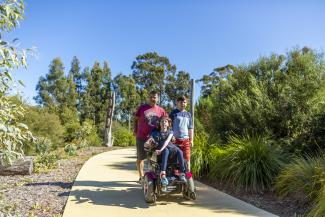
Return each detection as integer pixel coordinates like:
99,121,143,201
169,96,194,171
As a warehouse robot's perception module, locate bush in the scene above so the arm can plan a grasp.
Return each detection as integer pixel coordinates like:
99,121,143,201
22,106,64,150
191,132,209,178
308,183,325,217
112,124,135,147
77,119,102,147
276,155,325,203
218,134,284,192
33,152,59,173
191,132,223,178
35,137,53,155
64,121,81,143
64,143,77,156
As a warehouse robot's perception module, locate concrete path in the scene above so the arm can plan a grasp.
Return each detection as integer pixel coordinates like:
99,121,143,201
63,148,278,217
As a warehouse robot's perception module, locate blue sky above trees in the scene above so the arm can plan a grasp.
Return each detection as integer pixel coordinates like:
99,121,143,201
9,0,325,103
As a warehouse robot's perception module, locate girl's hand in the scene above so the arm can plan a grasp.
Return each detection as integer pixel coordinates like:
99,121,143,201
155,149,162,155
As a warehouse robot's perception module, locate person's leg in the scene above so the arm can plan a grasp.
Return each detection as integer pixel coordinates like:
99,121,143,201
160,148,169,186
175,148,185,173
175,147,187,182
136,138,146,180
161,148,169,172
179,139,191,171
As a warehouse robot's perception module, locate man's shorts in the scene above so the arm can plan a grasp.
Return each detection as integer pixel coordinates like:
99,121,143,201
174,138,191,161
136,138,147,160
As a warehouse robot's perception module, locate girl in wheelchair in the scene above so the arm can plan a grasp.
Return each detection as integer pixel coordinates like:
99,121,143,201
145,115,187,187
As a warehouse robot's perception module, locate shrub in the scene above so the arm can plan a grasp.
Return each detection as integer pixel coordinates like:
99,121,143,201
33,152,59,173
22,106,64,149
77,119,102,147
276,155,325,203
218,134,284,192
308,183,325,217
64,143,77,156
112,125,135,147
35,137,53,155
64,121,81,143
191,132,209,178
191,132,222,178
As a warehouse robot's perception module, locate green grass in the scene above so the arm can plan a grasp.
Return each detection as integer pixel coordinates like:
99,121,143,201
276,154,325,216
276,155,325,202
218,134,284,192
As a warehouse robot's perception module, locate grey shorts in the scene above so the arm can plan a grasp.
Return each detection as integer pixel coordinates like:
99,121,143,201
136,138,147,160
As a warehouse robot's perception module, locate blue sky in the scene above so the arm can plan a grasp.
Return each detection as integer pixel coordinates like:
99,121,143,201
9,0,325,104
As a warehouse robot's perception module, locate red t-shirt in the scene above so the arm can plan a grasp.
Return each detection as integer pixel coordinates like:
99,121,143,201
134,104,166,140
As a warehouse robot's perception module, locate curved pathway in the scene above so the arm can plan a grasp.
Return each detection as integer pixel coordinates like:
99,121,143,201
63,148,278,217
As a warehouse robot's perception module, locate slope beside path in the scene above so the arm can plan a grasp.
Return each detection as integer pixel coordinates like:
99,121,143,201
62,148,278,217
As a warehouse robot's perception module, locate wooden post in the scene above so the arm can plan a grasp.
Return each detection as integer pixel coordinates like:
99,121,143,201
190,79,195,129
188,79,195,171
105,91,116,147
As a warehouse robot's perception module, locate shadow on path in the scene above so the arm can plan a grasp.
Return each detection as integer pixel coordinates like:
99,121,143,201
105,160,136,171
69,180,149,209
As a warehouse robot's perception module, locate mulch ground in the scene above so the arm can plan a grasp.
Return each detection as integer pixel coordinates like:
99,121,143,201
0,146,118,217
199,177,309,217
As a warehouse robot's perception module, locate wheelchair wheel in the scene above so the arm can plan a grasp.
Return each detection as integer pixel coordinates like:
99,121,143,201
182,189,191,200
143,175,156,203
190,191,196,200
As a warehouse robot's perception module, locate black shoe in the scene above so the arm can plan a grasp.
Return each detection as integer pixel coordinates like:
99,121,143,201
138,176,144,184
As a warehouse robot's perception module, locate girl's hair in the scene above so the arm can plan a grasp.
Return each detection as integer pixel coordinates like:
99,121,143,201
158,115,172,129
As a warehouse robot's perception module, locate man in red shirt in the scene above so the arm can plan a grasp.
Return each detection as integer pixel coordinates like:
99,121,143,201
134,90,166,182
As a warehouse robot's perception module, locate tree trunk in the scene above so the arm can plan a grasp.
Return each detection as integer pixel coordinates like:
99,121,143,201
0,156,34,176
105,91,116,147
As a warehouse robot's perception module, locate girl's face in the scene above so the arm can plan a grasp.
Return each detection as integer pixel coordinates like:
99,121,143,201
160,119,169,129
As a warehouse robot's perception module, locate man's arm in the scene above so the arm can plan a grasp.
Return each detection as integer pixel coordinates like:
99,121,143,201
156,133,173,155
189,128,194,147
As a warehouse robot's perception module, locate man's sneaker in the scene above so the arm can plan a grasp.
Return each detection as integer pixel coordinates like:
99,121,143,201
138,176,144,185
179,173,187,183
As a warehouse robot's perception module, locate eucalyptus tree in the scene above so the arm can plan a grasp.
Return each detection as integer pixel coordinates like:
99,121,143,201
0,0,35,165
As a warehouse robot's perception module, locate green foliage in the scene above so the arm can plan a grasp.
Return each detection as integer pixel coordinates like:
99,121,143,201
131,52,191,106
21,106,64,150
81,61,112,129
34,58,67,110
63,120,81,142
195,97,215,136
217,134,284,192
276,155,325,203
113,73,140,122
35,137,52,155
0,0,36,165
33,152,59,173
64,143,77,156
191,132,209,178
112,123,135,147
197,47,325,154
0,96,35,165
35,58,79,126
69,56,83,112
191,132,222,178
77,119,102,146
308,184,325,217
